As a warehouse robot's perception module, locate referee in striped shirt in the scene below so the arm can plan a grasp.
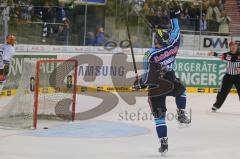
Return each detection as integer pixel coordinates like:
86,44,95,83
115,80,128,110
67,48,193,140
208,41,240,111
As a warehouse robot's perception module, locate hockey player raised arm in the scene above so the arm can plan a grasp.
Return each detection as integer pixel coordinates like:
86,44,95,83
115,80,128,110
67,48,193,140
168,12,181,45
133,2,182,90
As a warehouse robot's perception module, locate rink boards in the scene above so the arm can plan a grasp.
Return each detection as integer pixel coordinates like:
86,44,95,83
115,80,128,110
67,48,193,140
0,86,237,97
0,51,237,97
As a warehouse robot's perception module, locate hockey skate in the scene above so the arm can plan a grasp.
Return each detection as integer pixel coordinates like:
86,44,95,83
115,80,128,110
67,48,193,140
159,137,168,155
211,106,219,112
177,109,191,128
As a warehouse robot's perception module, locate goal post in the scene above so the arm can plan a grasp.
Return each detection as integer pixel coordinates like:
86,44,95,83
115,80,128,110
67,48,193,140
0,59,78,129
33,59,78,129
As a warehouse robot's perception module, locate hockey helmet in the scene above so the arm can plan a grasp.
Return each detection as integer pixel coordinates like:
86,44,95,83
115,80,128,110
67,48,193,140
154,29,169,46
6,34,16,45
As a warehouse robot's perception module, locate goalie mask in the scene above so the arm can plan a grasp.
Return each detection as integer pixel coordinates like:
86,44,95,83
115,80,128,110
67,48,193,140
154,29,169,47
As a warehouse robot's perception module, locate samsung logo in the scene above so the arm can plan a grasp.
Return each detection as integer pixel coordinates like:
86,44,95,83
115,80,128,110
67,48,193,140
78,65,125,77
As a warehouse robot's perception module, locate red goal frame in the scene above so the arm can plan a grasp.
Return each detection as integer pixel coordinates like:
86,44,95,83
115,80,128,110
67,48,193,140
33,59,78,129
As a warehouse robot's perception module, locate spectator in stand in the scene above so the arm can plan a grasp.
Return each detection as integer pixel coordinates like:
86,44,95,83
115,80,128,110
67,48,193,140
9,2,19,19
206,0,221,32
218,10,231,35
183,8,191,26
161,8,169,24
20,0,33,21
143,3,149,15
95,27,105,46
42,1,54,43
143,2,154,16
200,13,208,32
218,0,224,10
155,6,162,17
179,7,191,30
55,18,70,45
195,15,200,31
55,1,66,23
86,32,96,46
85,27,105,46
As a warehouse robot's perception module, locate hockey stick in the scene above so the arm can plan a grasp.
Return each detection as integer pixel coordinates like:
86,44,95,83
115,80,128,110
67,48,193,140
123,1,139,80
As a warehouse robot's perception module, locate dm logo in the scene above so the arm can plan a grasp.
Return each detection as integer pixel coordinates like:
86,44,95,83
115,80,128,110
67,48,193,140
203,38,228,49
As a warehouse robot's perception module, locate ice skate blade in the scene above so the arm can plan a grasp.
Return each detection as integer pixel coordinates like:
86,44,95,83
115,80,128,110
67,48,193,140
211,109,218,113
211,106,218,112
159,147,168,157
160,150,168,157
178,122,191,128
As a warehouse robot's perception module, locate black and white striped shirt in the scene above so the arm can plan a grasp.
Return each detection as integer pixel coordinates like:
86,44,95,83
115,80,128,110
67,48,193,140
214,52,240,75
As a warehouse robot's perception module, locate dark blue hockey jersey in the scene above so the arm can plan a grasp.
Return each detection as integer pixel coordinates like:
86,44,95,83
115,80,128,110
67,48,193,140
142,18,180,84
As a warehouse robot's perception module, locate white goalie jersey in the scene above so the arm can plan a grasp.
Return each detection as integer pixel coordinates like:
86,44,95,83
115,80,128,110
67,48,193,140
0,44,15,70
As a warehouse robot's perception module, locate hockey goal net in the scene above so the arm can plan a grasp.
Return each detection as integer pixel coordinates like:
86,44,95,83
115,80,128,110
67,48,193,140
0,59,78,129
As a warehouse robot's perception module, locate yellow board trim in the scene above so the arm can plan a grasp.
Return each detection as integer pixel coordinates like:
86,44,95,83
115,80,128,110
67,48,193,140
0,86,237,97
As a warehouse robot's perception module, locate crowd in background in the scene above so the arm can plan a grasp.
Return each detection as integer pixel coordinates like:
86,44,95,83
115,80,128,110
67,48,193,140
40,1,70,44
0,0,234,46
205,0,231,35
86,27,105,46
141,0,231,35
0,0,106,46
5,0,73,45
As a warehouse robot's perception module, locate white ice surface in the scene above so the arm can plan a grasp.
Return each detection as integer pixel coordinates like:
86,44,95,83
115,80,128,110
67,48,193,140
0,93,240,159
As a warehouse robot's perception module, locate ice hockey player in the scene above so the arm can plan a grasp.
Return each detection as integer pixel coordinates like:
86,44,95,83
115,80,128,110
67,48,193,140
208,41,240,111
0,35,16,92
133,1,191,155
